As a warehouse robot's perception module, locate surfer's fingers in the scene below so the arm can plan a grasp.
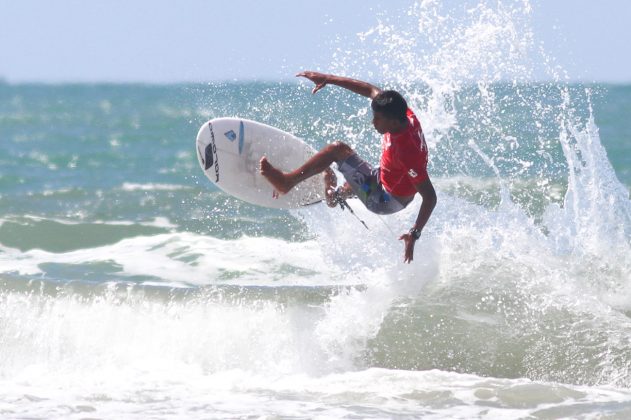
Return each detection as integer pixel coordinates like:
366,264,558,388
296,71,317,83
296,70,320,78
399,235,414,263
312,83,326,94
295,71,327,93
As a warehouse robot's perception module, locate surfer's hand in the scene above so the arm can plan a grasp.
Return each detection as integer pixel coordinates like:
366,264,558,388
325,188,338,208
296,71,328,94
399,233,416,263
324,168,338,207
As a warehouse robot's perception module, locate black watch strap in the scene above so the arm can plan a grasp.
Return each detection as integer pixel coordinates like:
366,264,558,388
409,228,422,240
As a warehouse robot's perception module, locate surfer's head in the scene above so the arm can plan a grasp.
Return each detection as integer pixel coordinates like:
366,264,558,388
371,90,408,134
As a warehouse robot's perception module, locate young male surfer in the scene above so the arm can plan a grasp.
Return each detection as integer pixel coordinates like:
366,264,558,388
260,71,437,263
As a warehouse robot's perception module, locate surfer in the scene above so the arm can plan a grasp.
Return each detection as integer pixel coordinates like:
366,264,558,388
260,71,436,263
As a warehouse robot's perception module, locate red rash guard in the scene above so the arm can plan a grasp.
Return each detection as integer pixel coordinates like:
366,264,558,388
379,108,429,196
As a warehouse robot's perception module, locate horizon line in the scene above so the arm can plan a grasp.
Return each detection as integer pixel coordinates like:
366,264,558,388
2,76,631,86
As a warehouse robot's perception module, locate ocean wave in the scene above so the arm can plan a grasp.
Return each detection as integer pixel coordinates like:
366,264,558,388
1,367,631,419
0,232,343,287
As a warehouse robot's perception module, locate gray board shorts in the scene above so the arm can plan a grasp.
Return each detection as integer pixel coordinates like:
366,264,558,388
336,153,408,215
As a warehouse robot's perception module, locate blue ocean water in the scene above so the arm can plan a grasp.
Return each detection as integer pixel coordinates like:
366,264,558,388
1,82,628,246
2,1,631,419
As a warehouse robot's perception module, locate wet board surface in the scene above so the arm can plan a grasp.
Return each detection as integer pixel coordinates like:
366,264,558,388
196,118,325,209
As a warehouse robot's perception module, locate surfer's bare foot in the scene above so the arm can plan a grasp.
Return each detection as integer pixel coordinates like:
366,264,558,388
260,157,293,195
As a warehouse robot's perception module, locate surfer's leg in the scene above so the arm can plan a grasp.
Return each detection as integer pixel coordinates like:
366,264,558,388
260,142,354,195
336,157,405,214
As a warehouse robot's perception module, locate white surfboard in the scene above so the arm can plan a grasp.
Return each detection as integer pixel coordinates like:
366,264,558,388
196,118,325,209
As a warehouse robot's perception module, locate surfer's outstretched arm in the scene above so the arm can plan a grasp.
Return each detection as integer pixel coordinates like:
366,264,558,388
297,71,382,99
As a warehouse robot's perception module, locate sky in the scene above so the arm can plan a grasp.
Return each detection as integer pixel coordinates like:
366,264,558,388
1,0,630,84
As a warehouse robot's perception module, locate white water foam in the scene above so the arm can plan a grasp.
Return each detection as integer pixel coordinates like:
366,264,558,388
0,232,348,287
120,182,192,192
0,214,177,229
304,0,631,386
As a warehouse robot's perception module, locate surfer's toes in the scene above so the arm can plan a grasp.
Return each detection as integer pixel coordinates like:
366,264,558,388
259,156,271,174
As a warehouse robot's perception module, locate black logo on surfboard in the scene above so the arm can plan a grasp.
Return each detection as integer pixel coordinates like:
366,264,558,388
204,143,214,169
205,122,220,182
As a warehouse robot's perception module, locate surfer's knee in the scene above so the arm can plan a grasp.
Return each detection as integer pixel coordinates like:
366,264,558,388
327,141,354,161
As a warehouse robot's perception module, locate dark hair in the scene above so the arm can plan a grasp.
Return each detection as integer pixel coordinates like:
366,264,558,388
371,90,408,122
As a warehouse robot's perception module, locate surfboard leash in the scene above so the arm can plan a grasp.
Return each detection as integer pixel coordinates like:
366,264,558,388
333,188,369,230
332,188,400,236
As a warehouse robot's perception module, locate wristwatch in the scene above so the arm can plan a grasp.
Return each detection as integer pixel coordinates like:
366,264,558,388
409,228,422,240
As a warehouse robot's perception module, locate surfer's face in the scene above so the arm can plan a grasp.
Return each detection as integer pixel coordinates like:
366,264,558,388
372,111,390,134
372,111,400,135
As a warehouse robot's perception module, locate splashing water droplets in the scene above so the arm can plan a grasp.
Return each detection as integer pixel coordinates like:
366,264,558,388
307,0,631,386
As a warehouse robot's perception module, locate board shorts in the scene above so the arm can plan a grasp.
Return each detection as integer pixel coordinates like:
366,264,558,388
336,153,408,215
